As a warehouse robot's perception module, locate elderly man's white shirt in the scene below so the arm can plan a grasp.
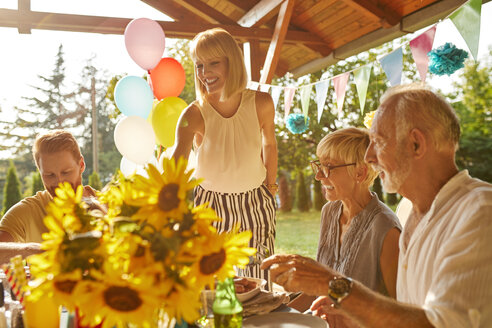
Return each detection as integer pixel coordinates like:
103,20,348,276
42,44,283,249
397,170,492,328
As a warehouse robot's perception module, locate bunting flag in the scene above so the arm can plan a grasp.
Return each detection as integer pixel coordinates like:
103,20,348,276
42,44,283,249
333,72,350,113
379,47,403,86
300,85,312,121
353,64,372,114
315,80,330,123
450,0,482,60
284,87,297,120
270,86,282,111
409,26,437,82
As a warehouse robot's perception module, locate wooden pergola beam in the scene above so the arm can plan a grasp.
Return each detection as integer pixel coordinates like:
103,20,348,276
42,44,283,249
238,0,284,28
18,0,31,34
260,0,295,84
344,0,401,27
0,8,329,47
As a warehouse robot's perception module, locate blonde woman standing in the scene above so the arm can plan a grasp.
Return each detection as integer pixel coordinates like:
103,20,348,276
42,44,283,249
172,28,277,284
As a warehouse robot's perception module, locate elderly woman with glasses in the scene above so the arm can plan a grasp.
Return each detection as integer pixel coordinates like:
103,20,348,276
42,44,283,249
289,127,401,326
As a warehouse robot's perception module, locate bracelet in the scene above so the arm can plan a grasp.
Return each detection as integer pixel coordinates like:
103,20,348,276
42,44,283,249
264,183,279,192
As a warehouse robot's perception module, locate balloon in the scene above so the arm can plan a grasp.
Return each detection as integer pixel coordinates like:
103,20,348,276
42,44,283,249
114,116,156,164
151,97,187,148
150,58,186,100
114,76,154,118
120,156,158,178
124,18,165,70
24,296,60,328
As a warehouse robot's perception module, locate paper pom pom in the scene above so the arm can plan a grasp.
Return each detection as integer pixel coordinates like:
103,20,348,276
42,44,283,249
428,42,468,76
286,113,309,134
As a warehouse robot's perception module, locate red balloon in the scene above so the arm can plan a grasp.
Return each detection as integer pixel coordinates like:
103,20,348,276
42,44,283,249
149,57,186,100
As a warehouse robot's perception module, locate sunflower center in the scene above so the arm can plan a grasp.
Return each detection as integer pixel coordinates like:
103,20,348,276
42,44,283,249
158,183,180,211
199,248,226,275
103,286,143,312
54,280,77,294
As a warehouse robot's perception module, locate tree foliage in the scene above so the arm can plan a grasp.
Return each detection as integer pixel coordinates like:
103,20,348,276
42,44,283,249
89,171,102,190
2,161,22,215
295,170,309,212
448,48,492,182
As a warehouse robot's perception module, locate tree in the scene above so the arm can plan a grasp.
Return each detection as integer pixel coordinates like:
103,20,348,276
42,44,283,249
89,171,102,190
2,161,22,215
295,170,309,212
278,171,292,212
23,171,44,197
1,45,82,157
313,179,326,210
448,48,492,183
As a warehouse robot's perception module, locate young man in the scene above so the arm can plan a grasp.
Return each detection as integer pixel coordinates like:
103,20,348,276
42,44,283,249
0,130,97,263
262,84,492,327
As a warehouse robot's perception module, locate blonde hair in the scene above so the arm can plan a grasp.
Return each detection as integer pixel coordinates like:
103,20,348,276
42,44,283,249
32,130,82,168
190,28,247,102
380,84,460,152
316,127,378,187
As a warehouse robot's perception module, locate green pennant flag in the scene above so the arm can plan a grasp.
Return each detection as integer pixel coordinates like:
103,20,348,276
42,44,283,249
300,85,312,123
353,64,372,114
450,0,482,60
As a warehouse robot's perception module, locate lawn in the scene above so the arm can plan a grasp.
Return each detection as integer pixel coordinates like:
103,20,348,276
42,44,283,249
274,210,321,259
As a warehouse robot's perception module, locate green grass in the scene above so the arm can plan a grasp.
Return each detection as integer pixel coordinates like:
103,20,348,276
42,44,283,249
274,210,321,259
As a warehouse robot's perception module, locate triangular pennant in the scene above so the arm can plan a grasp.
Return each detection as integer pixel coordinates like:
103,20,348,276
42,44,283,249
379,48,403,86
300,85,312,121
284,87,296,120
353,64,372,114
450,0,482,60
333,72,350,113
259,84,271,93
270,86,282,111
315,80,330,123
409,26,437,82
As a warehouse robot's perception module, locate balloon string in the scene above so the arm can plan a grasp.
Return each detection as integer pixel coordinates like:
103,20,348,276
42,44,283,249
147,70,154,93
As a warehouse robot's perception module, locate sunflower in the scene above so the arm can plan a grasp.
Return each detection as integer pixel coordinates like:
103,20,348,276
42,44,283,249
186,226,256,290
123,158,201,225
161,284,203,324
74,263,162,328
27,269,83,311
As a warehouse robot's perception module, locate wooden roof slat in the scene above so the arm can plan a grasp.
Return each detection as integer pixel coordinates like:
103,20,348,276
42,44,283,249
344,0,401,27
290,0,469,77
140,0,208,23
237,0,283,28
176,0,237,25
260,0,295,84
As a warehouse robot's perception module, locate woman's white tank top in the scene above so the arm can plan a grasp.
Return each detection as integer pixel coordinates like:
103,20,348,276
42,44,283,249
193,89,266,193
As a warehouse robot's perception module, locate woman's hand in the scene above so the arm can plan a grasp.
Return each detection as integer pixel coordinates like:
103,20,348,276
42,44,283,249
261,254,335,296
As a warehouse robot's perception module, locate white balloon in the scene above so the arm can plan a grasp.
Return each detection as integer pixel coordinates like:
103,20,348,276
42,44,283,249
120,156,159,178
114,116,156,164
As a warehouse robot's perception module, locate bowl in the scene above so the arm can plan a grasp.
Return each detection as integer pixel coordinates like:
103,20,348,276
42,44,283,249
235,277,267,303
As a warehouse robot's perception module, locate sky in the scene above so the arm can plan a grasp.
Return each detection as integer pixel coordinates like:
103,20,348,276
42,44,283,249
0,0,491,150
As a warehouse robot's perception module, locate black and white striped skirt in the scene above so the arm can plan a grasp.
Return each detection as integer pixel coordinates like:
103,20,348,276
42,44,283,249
194,184,276,288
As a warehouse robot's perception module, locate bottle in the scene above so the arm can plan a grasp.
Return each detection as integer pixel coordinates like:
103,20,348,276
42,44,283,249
0,283,8,328
212,277,243,328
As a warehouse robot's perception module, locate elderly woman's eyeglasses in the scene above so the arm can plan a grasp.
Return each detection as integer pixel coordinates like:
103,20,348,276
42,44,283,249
310,160,356,178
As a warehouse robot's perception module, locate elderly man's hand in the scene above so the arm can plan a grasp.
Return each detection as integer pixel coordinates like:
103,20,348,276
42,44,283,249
261,254,336,296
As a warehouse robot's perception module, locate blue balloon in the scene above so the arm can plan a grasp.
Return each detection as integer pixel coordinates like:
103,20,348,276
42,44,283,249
114,76,154,118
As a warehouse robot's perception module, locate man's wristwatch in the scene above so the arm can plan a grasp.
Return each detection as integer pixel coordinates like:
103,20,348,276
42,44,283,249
327,276,353,308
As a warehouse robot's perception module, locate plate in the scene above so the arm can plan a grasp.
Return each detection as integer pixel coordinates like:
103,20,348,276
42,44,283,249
243,312,328,328
236,277,267,303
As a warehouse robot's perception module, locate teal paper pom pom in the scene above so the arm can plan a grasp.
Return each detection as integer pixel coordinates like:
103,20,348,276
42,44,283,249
286,113,309,134
428,42,468,76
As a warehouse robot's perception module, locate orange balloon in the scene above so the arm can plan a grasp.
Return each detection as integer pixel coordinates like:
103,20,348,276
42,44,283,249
150,57,186,100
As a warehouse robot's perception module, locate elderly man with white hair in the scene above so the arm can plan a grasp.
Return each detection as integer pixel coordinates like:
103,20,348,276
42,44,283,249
262,84,492,328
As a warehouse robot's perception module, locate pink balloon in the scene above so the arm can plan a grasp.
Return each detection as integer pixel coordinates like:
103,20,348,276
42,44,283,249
124,18,165,70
